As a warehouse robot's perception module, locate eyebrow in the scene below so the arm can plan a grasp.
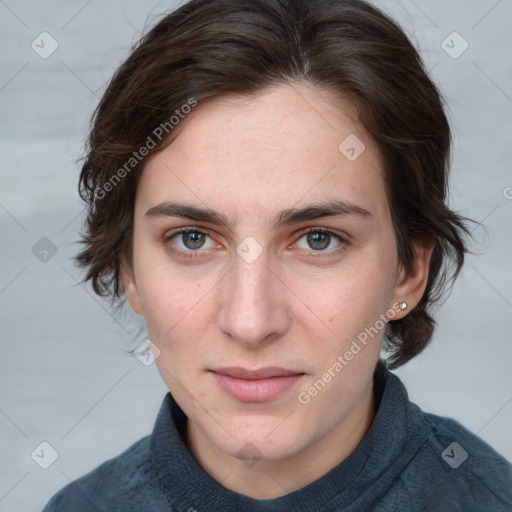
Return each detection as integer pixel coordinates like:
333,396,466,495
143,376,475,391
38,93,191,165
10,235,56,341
144,199,372,229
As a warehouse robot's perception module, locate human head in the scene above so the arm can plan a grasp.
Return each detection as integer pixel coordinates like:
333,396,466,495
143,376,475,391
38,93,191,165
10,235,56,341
76,0,473,370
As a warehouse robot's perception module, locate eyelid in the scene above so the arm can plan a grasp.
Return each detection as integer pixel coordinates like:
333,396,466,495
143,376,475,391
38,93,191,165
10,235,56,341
294,226,346,240
166,226,210,238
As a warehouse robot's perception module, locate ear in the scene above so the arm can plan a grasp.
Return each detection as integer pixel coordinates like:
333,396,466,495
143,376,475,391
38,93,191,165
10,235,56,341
120,257,143,315
388,234,436,320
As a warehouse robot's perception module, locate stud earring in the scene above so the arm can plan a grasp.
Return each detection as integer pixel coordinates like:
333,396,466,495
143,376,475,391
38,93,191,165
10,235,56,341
399,302,407,310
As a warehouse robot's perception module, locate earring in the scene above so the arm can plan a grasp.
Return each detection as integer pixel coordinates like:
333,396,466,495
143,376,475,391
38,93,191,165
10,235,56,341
399,302,407,310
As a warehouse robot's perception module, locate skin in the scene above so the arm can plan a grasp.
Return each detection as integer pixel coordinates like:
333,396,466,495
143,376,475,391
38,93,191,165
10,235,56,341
121,83,434,499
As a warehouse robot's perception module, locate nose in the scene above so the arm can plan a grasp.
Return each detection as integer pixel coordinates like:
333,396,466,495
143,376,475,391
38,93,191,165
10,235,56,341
217,254,290,347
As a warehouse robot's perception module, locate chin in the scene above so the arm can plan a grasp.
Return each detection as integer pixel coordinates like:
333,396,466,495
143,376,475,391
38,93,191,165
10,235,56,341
228,440,300,464
216,424,308,463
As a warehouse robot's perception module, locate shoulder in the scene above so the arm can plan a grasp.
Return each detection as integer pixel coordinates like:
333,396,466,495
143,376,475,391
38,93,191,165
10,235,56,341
384,405,512,511
41,435,162,512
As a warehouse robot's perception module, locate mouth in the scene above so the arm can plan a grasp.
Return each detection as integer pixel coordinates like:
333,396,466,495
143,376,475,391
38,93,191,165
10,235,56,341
208,366,306,402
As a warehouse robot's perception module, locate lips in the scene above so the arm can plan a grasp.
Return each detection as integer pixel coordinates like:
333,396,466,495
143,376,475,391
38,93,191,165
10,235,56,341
210,366,302,379
209,366,306,402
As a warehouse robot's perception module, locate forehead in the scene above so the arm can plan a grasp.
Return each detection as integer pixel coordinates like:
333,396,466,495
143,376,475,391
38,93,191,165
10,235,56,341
136,83,389,225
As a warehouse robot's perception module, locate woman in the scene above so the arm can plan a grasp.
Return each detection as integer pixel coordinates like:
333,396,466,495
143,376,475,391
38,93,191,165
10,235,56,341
42,0,512,510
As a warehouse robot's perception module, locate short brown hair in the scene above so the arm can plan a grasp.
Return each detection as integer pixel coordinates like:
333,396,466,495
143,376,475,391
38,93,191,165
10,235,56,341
75,0,476,369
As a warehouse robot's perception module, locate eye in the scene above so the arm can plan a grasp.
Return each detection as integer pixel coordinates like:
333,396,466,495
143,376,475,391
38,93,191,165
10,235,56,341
295,228,344,252
165,228,217,252
163,227,347,259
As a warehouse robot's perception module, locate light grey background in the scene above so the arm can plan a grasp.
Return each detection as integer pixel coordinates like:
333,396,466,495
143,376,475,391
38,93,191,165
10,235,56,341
1,1,511,510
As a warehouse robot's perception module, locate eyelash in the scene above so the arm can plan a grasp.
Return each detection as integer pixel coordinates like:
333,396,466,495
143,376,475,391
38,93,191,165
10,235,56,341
163,227,348,260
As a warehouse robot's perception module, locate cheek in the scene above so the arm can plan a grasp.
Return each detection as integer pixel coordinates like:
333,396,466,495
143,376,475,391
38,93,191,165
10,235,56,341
303,265,391,327
133,265,193,345
295,264,392,374
134,268,221,373
302,271,387,395
133,241,202,317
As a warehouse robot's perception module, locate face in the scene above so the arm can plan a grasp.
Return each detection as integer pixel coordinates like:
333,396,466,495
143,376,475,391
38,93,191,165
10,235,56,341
122,83,429,464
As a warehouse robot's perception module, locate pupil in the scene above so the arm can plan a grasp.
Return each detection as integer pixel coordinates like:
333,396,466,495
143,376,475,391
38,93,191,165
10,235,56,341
308,232,330,250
